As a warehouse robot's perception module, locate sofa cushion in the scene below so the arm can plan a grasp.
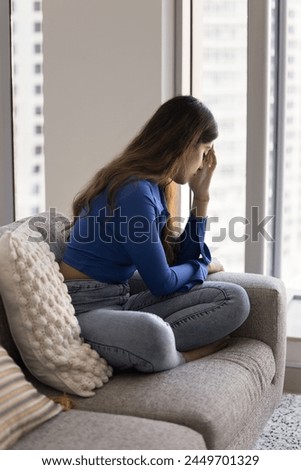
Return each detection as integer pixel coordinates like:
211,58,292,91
63,337,275,450
12,410,207,450
0,227,112,397
0,346,62,450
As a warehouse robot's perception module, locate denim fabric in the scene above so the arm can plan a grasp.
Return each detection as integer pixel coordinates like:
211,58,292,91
66,280,130,314
66,279,250,373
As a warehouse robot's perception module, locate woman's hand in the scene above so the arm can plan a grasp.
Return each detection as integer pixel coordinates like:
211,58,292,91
207,257,224,274
189,147,217,199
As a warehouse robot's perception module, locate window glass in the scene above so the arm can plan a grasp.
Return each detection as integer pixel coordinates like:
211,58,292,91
11,0,45,218
281,0,301,289
192,0,248,272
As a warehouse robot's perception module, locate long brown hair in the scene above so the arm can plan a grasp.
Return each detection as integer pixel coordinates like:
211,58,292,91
72,95,218,264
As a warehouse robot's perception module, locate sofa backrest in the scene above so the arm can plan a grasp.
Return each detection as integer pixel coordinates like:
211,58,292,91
0,210,70,362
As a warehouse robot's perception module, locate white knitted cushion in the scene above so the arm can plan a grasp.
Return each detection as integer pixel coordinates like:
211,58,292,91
0,227,113,397
0,346,62,449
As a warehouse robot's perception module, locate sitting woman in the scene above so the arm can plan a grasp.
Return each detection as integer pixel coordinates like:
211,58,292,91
60,95,250,373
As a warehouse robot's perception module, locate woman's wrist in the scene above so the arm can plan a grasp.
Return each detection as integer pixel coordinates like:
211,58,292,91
191,195,209,218
192,191,210,202
193,195,210,203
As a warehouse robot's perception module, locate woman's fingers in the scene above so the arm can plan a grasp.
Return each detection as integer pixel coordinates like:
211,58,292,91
208,148,217,168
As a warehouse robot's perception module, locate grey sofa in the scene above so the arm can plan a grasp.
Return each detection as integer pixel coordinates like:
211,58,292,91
0,212,287,450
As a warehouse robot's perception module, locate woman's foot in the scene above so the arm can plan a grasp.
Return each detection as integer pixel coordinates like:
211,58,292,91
182,337,229,363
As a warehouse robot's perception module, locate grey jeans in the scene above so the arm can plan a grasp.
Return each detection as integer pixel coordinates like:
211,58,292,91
65,278,250,373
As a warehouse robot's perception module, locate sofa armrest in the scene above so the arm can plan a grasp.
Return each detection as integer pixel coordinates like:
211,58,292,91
208,271,287,387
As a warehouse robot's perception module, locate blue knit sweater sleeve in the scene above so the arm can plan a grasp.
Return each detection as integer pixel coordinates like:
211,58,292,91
115,182,208,296
175,214,211,265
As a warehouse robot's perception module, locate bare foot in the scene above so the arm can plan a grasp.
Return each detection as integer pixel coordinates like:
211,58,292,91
182,337,229,363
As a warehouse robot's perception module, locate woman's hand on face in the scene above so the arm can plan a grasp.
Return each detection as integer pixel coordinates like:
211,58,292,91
207,257,224,274
188,147,217,199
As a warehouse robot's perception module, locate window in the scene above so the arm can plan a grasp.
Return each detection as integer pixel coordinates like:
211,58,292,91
33,164,41,173
34,84,42,94
191,0,248,272
34,22,41,32
188,0,301,292
35,145,43,155
11,0,45,219
279,0,301,290
34,63,42,73
32,184,40,194
34,43,42,53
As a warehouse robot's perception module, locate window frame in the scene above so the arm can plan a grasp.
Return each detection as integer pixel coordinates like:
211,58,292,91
176,0,193,220
0,0,15,225
245,0,273,275
270,0,287,280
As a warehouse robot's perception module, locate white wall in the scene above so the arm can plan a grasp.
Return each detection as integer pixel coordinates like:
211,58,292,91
43,0,175,216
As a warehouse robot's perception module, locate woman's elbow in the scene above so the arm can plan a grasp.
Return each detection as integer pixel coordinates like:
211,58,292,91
149,283,176,297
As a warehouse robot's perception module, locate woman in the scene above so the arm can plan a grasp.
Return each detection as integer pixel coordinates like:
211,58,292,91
60,95,250,372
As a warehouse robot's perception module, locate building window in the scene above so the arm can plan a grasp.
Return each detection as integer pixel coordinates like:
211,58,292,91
32,184,40,194
31,206,41,215
35,125,43,134
34,63,42,74
35,145,43,155
33,165,41,173
34,22,41,33
34,43,42,54
34,1,41,11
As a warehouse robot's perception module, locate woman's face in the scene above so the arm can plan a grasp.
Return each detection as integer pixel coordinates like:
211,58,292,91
172,142,214,185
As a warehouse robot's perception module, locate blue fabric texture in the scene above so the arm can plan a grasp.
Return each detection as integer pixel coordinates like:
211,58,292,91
63,180,211,296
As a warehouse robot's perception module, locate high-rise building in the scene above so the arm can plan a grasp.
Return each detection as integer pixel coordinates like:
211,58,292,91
11,0,45,219
194,0,301,288
194,0,248,273
281,0,301,289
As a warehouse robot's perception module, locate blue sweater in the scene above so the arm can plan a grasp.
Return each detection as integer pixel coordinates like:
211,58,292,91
63,180,211,296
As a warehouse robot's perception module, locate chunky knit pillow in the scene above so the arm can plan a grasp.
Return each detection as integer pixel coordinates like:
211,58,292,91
0,227,113,397
0,346,62,449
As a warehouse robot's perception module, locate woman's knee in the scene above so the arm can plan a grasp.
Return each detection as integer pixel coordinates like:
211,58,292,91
138,314,174,354
77,309,183,373
135,314,184,372
224,283,250,326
